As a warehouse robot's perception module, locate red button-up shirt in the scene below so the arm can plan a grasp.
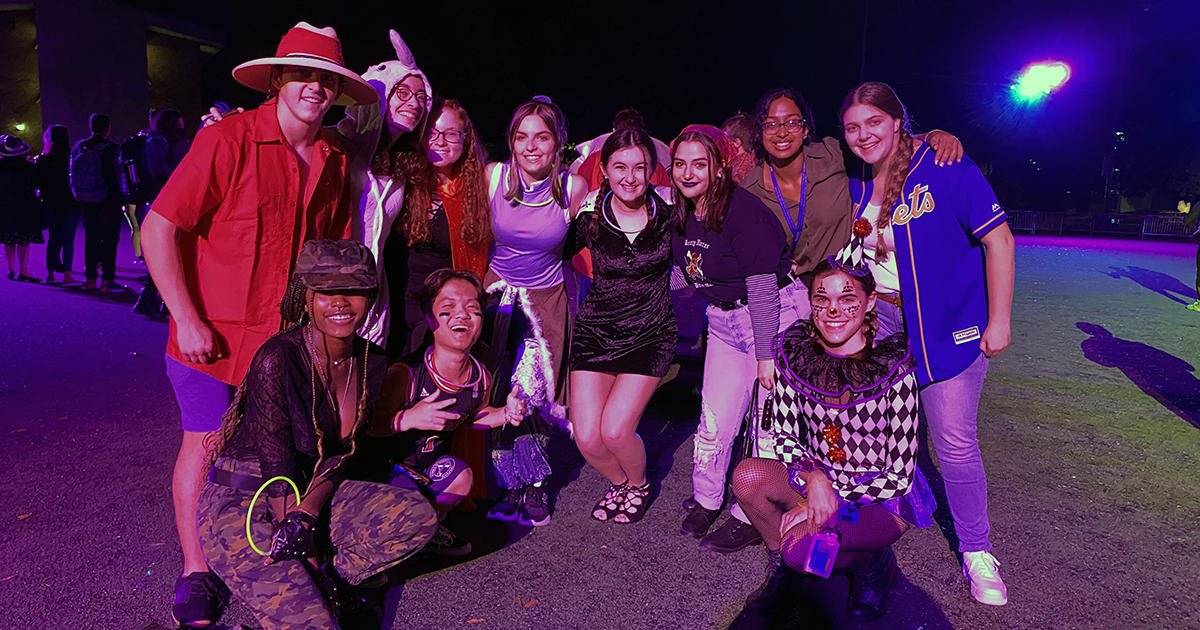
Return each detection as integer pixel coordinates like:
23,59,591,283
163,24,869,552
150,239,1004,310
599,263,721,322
152,99,352,385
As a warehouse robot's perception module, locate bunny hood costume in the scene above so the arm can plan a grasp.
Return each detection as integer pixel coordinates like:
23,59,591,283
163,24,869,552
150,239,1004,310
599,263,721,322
333,29,433,348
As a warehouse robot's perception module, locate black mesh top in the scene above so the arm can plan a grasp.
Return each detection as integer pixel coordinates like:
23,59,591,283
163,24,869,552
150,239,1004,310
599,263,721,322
220,327,389,497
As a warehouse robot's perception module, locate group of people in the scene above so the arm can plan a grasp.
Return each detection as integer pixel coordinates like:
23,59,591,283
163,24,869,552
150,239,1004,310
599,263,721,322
0,109,191,296
127,21,1015,630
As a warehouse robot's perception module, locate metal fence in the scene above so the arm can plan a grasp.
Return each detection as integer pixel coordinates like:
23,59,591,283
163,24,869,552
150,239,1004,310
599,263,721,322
1006,211,1197,238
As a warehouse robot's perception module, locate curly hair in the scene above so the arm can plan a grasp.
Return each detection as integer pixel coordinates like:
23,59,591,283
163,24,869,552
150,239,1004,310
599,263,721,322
751,87,819,161
404,98,492,247
839,82,913,264
369,75,431,185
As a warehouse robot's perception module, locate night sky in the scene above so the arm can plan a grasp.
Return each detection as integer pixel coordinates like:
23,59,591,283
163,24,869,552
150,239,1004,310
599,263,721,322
126,0,1200,211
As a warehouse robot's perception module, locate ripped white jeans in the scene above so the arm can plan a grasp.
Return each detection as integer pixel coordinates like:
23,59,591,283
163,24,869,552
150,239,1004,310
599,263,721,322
692,279,809,521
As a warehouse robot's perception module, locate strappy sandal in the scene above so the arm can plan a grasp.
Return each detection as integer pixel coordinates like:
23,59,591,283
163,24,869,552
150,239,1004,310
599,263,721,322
592,482,627,521
614,482,653,524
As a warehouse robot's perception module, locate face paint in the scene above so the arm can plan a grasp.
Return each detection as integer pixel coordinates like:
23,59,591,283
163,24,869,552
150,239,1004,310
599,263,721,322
844,304,861,318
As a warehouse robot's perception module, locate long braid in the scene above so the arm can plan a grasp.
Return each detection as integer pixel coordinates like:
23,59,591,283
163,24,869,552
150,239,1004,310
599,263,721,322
874,130,913,264
201,276,309,483
306,292,327,486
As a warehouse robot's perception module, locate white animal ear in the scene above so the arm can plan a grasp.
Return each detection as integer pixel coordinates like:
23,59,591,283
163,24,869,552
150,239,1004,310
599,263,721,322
390,29,416,66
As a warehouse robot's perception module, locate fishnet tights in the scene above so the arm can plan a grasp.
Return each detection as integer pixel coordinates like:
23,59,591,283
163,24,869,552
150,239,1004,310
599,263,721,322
732,458,909,574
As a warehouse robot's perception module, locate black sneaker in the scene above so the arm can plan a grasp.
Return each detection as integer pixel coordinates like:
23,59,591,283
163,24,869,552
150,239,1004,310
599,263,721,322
487,487,523,521
423,524,473,556
701,517,764,552
518,484,551,526
681,501,722,537
171,571,231,628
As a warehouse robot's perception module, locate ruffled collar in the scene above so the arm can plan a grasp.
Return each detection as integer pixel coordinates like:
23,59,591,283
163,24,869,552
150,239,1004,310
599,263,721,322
774,320,915,407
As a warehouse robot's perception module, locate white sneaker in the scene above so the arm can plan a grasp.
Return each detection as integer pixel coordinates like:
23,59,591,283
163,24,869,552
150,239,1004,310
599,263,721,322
963,551,1008,605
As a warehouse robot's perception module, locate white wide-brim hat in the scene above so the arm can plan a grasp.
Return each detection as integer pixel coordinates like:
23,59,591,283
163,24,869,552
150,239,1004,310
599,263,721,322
232,21,378,107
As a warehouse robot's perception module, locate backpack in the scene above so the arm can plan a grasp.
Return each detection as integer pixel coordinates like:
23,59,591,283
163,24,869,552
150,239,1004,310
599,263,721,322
69,140,112,203
118,132,150,203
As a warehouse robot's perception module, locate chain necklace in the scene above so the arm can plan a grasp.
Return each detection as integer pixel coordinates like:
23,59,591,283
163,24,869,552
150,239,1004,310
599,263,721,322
305,323,355,414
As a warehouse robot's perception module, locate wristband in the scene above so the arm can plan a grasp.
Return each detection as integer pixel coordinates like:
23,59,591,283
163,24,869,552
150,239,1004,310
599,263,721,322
391,409,406,434
787,458,832,498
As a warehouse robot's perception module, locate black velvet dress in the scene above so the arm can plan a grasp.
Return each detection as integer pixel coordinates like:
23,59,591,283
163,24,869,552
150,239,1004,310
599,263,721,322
569,192,677,377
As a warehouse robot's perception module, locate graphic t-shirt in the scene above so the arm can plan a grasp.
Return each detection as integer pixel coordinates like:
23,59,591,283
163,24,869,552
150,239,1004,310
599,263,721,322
850,143,1008,385
671,188,791,306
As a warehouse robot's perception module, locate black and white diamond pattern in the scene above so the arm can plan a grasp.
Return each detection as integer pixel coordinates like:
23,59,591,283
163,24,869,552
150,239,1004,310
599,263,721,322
773,372,920,504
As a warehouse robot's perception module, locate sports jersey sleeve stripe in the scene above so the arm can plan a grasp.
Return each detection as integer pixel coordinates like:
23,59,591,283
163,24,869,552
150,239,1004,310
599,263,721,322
970,211,1007,236
902,222,933,383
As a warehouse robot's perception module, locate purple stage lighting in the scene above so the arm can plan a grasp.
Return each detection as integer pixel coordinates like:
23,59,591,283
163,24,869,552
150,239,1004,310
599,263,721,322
1011,61,1071,102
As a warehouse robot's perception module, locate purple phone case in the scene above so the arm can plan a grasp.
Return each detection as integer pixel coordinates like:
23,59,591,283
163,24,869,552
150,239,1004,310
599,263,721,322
802,531,841,578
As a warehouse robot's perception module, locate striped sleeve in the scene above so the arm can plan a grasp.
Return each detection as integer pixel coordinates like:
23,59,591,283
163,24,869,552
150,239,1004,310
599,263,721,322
745,273,781,360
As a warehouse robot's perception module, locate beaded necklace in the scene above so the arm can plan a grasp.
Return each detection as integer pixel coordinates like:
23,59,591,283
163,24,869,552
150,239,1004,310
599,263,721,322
424,346,486,398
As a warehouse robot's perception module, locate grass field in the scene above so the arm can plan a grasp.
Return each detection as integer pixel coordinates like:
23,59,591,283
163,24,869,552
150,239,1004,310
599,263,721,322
1,233,1197,629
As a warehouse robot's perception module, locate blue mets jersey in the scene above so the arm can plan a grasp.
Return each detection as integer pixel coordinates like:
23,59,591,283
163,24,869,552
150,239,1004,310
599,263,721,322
850,143,1007,385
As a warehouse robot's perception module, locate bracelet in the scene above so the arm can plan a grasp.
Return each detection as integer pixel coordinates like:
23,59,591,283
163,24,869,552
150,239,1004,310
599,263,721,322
787,458,832,498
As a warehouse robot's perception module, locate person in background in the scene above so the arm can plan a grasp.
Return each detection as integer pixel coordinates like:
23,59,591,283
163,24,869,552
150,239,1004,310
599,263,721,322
35,125,79,285
722,112,758,185
141,22,374,628
70,113,124,292
132,108,192,317
842,81,1015,606
571,107,672,192
0,134,44,283
1180,200,1200,311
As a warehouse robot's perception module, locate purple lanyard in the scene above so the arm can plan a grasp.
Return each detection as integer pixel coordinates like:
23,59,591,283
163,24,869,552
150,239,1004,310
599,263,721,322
769,161,807,253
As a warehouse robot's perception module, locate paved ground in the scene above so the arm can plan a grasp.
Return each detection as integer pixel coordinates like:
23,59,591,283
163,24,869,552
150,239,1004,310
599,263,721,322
2,229,1198,630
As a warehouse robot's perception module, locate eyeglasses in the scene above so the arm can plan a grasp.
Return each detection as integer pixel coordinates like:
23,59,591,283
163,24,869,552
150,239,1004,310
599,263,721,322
392,86,428,107
429,129,465,144
762,119,807,134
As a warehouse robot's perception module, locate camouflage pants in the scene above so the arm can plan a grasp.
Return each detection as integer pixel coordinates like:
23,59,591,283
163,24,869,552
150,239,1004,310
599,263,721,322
197,459,437,630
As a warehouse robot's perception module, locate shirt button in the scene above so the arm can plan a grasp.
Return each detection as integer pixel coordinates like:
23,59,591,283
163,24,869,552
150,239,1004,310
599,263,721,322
290,202,296,207
292,167,297,173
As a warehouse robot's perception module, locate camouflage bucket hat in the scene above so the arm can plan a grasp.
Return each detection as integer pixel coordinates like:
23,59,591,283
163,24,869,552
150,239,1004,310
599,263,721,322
295,239,378,292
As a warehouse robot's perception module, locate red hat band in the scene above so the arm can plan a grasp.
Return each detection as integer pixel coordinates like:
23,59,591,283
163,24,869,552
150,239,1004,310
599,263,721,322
275,27,344,66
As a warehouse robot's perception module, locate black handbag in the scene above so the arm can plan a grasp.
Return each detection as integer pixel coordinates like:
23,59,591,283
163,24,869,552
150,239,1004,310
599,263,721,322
729,381,775,478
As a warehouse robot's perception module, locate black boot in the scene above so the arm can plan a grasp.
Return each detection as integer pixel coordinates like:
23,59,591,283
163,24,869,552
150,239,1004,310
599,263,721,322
745,549,786,606
846,547,900,621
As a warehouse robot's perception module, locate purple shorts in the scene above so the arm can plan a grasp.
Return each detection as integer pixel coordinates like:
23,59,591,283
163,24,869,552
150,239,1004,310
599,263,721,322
387,455,470,501
165,355,236,433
